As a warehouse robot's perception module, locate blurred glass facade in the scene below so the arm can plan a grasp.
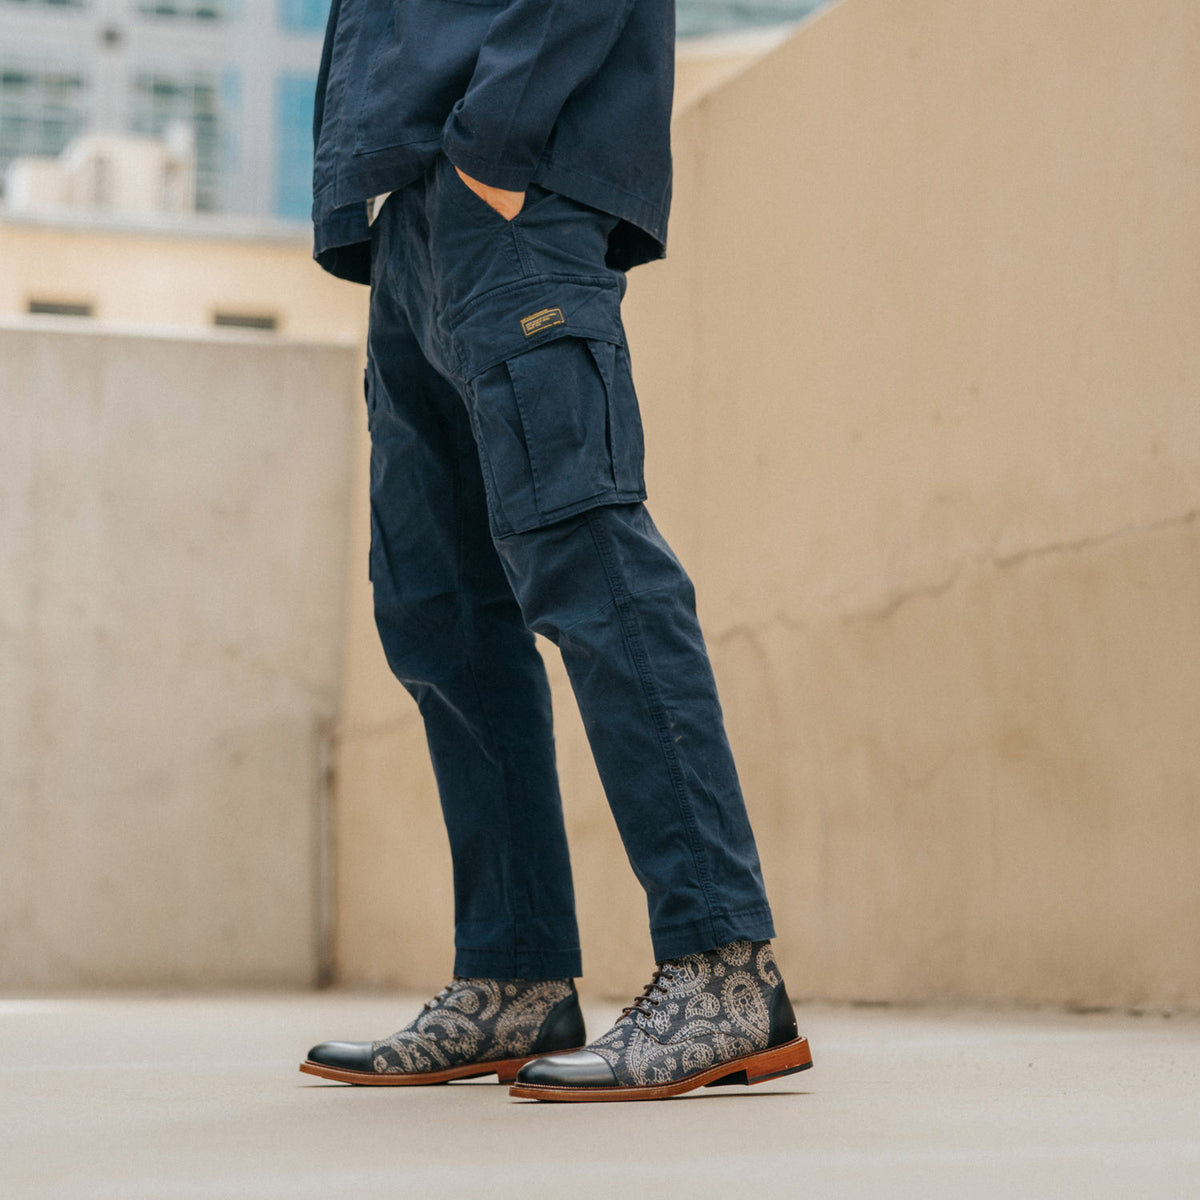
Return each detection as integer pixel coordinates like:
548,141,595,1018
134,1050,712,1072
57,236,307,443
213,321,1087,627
274,70,316,220
277,0,330,33
0,61,88,169
0,0,324,219
128,69,221,210
0,0,833,223
677,0,832,39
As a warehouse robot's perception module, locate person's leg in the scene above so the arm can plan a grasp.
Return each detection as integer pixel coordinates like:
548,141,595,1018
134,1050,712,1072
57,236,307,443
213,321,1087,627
362,216,581,983
408,167,811,1101
492,502,776,960
301,186,590,1087
422,167,774,956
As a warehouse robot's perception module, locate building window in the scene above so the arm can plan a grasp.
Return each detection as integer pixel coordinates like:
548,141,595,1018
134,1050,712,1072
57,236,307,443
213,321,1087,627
277,0,330,34
0,62,88,187
135,1,224,21
214,311,278,331
29,298,94,316
274,72,315,221
130,70,219,210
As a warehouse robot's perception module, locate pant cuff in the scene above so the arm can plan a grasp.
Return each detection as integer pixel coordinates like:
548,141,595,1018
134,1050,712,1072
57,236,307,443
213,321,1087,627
453,945,583,981
649,905,777,963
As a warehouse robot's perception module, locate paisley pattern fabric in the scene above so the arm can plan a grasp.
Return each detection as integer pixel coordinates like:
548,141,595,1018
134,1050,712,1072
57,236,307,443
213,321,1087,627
587,940,782,1087
371,977,573,1075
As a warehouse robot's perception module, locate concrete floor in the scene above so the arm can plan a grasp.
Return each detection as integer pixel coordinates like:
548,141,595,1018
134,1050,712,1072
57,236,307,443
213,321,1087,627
1,993,1196,1198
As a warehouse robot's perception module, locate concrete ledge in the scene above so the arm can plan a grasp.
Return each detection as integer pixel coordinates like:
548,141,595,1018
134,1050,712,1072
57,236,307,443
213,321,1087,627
0,324,359,988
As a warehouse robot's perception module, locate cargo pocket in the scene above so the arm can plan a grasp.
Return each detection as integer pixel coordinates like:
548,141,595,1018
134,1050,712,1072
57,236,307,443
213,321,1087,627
453,277,646,538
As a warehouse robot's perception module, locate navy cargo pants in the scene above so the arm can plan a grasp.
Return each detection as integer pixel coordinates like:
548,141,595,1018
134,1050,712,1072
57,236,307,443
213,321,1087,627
366,154,774,980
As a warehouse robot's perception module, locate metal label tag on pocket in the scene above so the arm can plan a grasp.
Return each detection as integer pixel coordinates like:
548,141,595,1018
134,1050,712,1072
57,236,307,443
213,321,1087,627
520,307,566,337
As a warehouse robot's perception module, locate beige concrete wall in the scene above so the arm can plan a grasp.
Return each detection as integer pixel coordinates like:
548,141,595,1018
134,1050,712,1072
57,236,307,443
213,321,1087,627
332,0,1200,1008
674,25,798,110
0,321,358,987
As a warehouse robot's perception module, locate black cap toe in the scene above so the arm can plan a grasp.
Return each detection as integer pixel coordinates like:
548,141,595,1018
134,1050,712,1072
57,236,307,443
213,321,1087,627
305,1040,375,1071
516,1050,618,1088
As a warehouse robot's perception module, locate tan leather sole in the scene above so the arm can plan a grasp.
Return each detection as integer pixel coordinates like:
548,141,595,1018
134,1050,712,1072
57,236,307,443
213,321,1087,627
299,1052,553,1086
508,1035,813,1102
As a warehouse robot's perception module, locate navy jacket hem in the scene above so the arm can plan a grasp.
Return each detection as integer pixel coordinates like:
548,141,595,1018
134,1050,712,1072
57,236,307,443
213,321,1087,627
313,154,668,285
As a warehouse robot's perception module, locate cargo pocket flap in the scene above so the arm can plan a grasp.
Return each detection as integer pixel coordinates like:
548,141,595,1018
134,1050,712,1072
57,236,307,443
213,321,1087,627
452,275,625,380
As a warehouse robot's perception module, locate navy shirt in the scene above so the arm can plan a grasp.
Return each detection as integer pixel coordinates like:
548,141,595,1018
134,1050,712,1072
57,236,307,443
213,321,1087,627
311,0,676,284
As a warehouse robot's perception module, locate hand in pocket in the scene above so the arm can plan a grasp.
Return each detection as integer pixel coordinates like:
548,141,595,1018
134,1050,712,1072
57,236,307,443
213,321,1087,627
455,166,525,221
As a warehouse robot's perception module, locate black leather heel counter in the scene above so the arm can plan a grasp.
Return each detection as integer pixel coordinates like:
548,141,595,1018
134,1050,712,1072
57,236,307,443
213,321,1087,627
768,979,798,1047
530,988,586,1053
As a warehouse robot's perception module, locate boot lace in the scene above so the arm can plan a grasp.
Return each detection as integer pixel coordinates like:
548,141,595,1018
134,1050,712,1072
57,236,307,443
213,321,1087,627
621,963,678,1021
422,978,461,1013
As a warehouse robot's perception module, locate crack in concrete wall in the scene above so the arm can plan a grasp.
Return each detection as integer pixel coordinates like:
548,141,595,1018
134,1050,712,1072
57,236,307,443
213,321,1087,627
842,507,1200,626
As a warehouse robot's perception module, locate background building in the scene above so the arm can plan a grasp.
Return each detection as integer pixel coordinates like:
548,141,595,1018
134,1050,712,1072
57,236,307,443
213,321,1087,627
0,0,328,220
